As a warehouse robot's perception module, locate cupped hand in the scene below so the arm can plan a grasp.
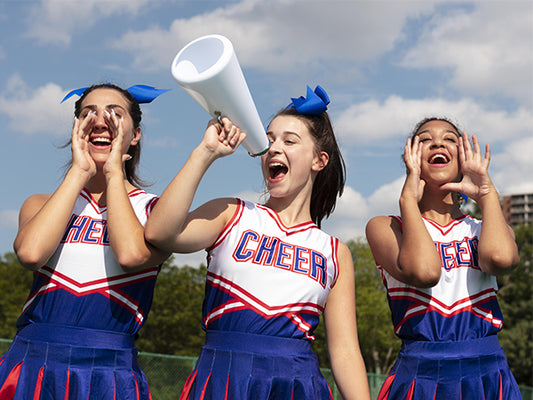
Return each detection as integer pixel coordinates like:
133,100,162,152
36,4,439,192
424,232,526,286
401,135,426,203
71,114,97,179
440,132,493,202
103,110,130,180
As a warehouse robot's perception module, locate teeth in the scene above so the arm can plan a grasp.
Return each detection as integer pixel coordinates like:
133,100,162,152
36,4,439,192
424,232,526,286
430,154,448,163
92,137,111,144
269,162,285,168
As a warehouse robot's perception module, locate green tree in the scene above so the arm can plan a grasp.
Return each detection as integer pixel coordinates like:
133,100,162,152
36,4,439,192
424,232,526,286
348,238,401,375
0,252,33,339
497,223,533,387
137,256,206,357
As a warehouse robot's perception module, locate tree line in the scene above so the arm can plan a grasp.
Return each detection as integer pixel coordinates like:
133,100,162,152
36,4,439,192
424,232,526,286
0,225,531,387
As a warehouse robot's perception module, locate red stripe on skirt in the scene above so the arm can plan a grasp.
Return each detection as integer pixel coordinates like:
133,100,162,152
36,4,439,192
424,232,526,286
132,372,140,399
64,369,70,400
377,373,396,400
199,372,212,400
32,366,45,400
0,361,23,400
406,380,415,400
179,369,198,400
224,374,229,400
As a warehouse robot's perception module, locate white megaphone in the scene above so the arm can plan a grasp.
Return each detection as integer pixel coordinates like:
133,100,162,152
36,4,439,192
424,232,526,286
171,34,270,156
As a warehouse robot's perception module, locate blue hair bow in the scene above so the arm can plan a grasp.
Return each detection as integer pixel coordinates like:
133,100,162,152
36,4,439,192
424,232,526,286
60,84,170,104
459,193,468,204
286,85,330,115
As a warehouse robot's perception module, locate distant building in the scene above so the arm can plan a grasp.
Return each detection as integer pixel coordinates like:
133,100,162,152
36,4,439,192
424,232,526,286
501,193,533,227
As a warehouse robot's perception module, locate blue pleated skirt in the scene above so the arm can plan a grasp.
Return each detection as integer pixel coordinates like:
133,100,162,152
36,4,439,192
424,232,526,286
179,331,332,400
0,323,151,400
377,335,521,400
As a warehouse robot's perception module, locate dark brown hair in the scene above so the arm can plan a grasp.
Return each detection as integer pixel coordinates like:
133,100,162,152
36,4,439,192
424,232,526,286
271,108,346,228
72,83,145,187
411,116,461,139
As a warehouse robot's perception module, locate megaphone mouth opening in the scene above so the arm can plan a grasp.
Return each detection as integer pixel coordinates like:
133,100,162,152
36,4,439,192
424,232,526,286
172,35,234,84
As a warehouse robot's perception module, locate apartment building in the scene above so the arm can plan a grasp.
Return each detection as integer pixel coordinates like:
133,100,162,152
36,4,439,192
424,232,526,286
501,193,533,227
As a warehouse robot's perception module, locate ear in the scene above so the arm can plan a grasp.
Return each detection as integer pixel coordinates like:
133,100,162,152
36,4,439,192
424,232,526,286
312,151,329,172
130,127,141,146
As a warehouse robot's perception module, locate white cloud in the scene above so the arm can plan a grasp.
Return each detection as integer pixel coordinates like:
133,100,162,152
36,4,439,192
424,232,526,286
0,210,18,229
25,0,152,46
322,178,403,243
492,135,533,195
111,0,440,73
171,250,208,268
0,75,72,136
400,1,533,105
335,95,533,145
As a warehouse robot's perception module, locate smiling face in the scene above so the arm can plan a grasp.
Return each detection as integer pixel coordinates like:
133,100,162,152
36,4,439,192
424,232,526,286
261,115,327,202
79,88,140,163
414,119,461,185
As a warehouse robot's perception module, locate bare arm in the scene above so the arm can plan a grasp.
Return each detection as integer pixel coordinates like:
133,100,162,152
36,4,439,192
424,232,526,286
104,112,170,271
145,118,246,253
441,133,519,275
324,241,371,400
366,136,441,287
14,117,96,270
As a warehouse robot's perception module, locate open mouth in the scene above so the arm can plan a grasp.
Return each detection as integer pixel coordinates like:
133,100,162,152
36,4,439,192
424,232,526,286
269,161,288,179
429,153,449,164
90,136,112,147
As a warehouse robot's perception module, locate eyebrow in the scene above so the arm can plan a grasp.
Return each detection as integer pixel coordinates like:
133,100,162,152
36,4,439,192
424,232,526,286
416,129,460,137
266,130,301,138
81,104,127,112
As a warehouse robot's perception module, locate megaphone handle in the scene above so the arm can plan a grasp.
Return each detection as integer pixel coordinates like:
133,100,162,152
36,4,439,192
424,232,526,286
248,145,270,157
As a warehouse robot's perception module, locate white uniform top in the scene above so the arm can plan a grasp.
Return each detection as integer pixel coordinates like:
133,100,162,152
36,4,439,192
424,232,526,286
203,199,340,340
18,188,160,335
378,215,503,342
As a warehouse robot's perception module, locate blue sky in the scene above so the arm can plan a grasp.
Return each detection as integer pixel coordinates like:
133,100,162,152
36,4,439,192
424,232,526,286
1,0,532,267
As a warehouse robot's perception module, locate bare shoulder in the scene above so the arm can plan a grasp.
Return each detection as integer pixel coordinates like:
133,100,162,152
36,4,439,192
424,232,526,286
336,240,353,264
194,197,240,220
19,194,51,215
366,215,399,240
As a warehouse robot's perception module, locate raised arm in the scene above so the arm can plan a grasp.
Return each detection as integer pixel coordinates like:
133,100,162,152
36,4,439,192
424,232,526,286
103,111,170,271
324,241,370,400
145,117,246,253
441,132,519,275
366,136,441,287
14,117,96,271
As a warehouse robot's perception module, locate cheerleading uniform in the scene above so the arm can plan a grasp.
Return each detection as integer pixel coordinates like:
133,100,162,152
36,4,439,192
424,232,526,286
180,199,340,400
377,215,521,400
0,188,160,400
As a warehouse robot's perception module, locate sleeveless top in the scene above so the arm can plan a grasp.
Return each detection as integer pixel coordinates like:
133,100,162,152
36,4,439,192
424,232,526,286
16,188,160,336
378,215,503,342
203,199,340,340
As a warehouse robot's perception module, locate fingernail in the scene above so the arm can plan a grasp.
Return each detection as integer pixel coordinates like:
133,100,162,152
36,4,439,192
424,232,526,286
104,110,111,118
126,155,132,161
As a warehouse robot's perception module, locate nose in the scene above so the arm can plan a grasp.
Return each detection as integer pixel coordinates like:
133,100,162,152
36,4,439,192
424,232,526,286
268,138,282,154
91,109,111,129
430,137,444,148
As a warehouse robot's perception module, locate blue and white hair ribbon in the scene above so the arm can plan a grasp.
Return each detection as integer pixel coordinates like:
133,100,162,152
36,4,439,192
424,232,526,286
60,84,170,104
459,193,468,203
286,85,330,115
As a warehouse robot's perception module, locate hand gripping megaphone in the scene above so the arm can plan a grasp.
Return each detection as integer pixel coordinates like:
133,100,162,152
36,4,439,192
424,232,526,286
171,34,270,156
